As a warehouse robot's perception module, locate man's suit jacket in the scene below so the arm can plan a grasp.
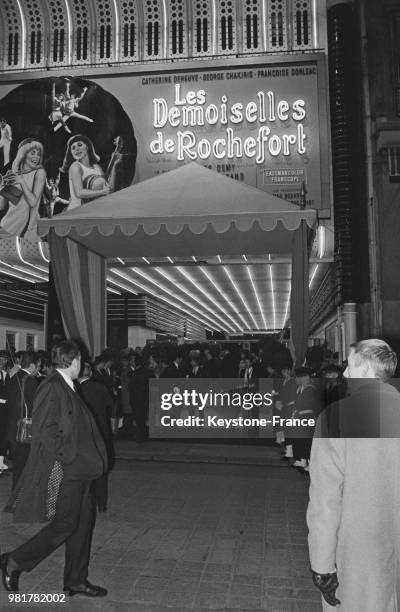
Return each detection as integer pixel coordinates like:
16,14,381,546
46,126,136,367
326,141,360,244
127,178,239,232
6,370,107,523
161,362,186,378
6,370,37,444
128,366,153,413
78,378,115,470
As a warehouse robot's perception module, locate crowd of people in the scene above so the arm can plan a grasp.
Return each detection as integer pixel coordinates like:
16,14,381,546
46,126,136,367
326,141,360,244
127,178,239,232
0,337,399,610
0,339,346,479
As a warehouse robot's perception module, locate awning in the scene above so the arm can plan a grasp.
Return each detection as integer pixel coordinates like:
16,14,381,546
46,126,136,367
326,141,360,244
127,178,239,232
38,162,316,257
38,163,316,362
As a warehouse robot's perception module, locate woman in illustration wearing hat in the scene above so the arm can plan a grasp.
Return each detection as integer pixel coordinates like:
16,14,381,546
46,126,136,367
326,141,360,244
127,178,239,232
0,138,46,238
60,134,122,210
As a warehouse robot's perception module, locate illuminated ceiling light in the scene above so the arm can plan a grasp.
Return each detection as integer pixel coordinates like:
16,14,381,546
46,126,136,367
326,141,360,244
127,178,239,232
217,255,222,263
282,286,291,329
16,238,48,275
309,264,319,289
192,256,197,263
142,257,150,265
0,258,47,282
268,254,276,330
171,266,241,332
38,241,50,264
223,266,256,329
107,287,121,295
63,0,72,64
130,267,230,332
15,0,26,68
246,266,268,329
117,257,125,265
242,254,248,262
0,267,35,283
107,274,138,295
167,256,174,264
110,268,218,332
318,225,326,259
199,267,248,331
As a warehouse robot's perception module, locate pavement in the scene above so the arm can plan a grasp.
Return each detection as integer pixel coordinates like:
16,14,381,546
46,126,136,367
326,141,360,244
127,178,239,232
0,442,322,612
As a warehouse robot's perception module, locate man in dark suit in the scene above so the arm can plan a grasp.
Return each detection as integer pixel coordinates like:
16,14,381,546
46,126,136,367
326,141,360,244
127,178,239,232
6,351,39,489
128,353,153,442
1,340,108,597
160,349,185,378
78,362,115,512
188,354,204,378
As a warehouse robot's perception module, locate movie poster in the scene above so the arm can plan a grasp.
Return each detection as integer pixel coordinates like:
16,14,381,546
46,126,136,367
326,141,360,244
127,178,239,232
0,77,137,239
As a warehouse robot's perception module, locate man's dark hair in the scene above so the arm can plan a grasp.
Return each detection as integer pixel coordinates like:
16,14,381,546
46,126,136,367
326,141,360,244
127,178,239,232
20,351,40,369
51,340,80,368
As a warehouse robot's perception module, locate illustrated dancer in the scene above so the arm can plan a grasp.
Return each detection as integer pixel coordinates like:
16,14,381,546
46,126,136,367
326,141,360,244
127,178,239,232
44,173,69,217
0,119,12,167
62,81,93,126
48,83,71,134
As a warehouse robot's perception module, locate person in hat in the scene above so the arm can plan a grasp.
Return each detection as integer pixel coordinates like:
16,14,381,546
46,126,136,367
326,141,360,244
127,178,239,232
0,138,46,238
290,367,322,472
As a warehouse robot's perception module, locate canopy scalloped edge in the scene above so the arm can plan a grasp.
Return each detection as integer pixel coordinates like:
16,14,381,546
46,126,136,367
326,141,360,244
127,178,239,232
38,212,316,238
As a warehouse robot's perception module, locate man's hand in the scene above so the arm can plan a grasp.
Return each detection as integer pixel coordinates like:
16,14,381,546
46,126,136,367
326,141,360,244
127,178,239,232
312,571,341,606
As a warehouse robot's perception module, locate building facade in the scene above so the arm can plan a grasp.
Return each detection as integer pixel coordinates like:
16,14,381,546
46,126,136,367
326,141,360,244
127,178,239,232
0,0,395,355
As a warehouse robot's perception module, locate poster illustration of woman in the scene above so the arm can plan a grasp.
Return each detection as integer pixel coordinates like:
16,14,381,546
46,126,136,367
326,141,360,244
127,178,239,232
0,76,137,237
0,138,46,238
60,134,122,209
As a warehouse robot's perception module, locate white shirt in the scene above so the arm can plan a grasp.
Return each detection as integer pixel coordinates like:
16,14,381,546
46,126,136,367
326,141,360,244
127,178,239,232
56,368,75,391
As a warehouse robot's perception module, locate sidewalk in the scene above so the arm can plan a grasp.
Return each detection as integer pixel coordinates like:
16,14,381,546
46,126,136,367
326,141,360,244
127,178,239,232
0,455,321,612
114,440,288,467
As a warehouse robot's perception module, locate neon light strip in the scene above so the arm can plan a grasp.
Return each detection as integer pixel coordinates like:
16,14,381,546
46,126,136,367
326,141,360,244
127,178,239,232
107,286,121,295
110,268,217,332
15,0,26,68
130,267,229,332
223,266,257,330
282,285,291,329
117,257,125,265
268,255,276,330
242,254,248,262
164,266,240,332
217,255,222,263
16,238,48,274
167,257,174,264
199,267,247,331
107,275,138,295
0,266,35,283
309,264,319,289
38,241,50,264
0,258,47,281
142,257,150,264
318,225,326,259
246,266,268,329
63,0,73,64
111,0,120,61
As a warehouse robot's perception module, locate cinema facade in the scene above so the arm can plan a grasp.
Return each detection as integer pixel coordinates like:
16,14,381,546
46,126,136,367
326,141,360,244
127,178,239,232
0,0,392,357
